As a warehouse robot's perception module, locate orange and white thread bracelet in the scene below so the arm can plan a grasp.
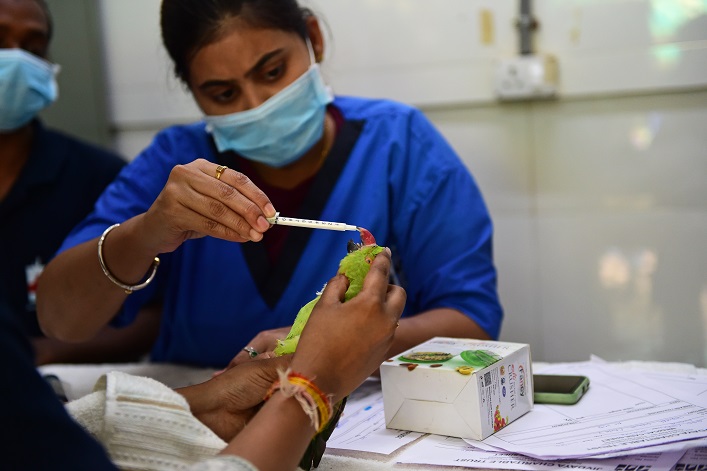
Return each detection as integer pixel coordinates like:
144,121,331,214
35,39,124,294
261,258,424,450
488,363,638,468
264,368,333,433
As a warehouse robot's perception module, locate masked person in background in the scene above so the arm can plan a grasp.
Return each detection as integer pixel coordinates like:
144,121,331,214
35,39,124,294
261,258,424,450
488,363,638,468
38,0,503,369
0,0,161,364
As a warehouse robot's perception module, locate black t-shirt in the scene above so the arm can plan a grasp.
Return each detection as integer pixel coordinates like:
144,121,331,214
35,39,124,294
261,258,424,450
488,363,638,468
0,120,126,336
0,292,118,469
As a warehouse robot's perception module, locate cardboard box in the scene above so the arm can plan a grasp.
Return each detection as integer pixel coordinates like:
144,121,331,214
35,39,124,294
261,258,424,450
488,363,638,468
380,337,533,440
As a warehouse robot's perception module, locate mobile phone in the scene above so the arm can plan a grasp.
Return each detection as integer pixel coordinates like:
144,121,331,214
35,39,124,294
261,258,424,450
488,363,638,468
533,374,589,405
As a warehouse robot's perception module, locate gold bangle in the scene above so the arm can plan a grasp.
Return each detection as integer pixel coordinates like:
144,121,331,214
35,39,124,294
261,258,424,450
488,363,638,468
97,223,160,294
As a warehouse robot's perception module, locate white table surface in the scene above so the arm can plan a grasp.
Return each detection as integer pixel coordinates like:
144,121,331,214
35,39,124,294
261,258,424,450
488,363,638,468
39,360,706,471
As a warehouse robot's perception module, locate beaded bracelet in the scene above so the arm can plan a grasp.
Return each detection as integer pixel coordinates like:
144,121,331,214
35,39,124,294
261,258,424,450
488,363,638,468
265,368,333,433
98,223,160,294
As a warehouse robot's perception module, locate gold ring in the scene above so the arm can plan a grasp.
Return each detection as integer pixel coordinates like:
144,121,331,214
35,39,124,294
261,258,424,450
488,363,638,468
215,165,228,180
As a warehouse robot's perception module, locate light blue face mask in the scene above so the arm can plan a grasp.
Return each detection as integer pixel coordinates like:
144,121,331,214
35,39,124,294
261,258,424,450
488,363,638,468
0,49,59,132
204,41,334,167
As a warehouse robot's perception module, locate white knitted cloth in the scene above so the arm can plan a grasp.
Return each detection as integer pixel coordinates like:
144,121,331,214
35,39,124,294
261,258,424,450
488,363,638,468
67,371,230,471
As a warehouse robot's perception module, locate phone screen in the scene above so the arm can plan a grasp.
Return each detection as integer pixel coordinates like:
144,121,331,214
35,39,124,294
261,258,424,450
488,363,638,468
534,375,586,394
533,374,590,405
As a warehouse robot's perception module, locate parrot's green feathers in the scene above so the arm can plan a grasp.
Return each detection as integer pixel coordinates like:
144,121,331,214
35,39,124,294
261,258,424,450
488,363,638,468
274,244,384,357
338,245,385,301
274,336,300,356
273,296,319,356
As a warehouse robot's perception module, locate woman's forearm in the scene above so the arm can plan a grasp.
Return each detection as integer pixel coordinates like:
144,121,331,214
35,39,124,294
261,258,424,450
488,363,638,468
387,308,491,359
219,392,315,471
33,304,162,365
37,215,161,342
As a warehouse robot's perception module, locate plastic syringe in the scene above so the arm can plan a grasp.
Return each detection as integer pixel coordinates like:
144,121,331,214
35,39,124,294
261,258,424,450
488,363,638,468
266,212,359,232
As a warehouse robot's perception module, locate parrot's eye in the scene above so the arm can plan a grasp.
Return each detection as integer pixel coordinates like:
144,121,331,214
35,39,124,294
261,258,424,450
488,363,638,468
365,256,373,264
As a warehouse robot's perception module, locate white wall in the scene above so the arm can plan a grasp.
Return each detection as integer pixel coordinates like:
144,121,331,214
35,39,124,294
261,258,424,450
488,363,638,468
98,0,707,366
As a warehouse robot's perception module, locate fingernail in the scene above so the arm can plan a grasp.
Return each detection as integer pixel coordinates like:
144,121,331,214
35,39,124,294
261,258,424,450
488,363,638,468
257,216,270,231
385,247,392,256
249,229,263,242
264,203,276,218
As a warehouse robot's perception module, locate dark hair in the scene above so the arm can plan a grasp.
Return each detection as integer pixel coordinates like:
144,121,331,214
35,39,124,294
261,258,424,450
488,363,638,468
160,0,311,83
32,0,53,41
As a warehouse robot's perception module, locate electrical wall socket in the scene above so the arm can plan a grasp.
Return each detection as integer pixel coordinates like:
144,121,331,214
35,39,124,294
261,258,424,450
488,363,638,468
495,54,558,101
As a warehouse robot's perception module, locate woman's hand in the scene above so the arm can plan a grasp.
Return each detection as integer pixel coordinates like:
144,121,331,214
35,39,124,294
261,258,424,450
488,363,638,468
291,248,405,402
216,326,292,374
141,158,276,254
38,159,275,342
177,355,291,441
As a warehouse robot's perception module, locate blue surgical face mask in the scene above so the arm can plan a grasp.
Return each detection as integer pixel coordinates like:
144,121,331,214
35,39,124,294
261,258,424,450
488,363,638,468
204,40,334,167
0,49,60,132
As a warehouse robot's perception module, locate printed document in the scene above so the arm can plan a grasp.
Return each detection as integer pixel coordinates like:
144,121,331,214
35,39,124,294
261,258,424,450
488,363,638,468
327,378,423,454
471,361,707,459
398,434,687,471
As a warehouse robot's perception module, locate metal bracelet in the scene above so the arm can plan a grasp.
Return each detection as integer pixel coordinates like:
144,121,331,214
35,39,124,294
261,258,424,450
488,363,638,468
97,223,160,294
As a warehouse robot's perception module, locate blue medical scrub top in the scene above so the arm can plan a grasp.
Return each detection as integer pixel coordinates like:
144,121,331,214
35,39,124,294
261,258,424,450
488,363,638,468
59,96,503,367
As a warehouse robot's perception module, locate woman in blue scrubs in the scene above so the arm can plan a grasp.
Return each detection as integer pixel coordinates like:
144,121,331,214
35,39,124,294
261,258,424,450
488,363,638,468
37,0,503,368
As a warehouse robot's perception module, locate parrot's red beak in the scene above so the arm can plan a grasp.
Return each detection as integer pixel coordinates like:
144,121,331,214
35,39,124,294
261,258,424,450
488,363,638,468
357,227,376,246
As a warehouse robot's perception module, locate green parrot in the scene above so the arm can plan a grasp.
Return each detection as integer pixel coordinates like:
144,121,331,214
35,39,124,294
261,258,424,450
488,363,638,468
274,229,382,356
273,229,384,470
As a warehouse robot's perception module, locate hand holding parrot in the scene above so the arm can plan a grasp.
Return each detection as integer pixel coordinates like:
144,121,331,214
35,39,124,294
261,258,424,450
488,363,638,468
271,229,403,469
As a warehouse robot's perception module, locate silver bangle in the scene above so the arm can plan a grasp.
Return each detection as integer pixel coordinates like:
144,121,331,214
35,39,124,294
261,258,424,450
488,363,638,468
98,223,160,294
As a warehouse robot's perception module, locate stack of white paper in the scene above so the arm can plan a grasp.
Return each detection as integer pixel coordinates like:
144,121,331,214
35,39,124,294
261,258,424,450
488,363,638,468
328,358,707,471
470,359,707,460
